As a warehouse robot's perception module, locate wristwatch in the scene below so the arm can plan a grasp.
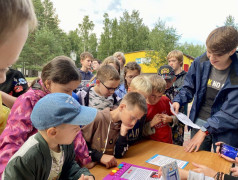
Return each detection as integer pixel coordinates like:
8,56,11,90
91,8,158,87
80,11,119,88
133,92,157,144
201,126,209,136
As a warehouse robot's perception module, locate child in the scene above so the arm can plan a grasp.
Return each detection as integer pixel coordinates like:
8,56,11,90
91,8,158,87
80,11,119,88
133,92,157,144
78,65,120,110
126,75,154,145
113,52,126,71
2,93,96,179
115,62,141,98
0,0,37,84
146,75,176,144
167,50,187,90
0,56,92,177
79,52,94,88
158,65,185,146
81,92,147,168
92,58,101,72
172,26,238,152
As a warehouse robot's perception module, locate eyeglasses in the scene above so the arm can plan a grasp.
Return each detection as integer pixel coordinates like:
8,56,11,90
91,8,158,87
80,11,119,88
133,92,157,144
100,81,118,92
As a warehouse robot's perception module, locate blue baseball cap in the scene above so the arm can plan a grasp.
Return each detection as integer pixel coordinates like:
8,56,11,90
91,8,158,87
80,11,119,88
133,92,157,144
31,93,97,130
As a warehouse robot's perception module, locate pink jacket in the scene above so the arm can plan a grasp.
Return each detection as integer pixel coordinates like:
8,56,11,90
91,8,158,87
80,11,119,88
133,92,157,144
0,80,91,178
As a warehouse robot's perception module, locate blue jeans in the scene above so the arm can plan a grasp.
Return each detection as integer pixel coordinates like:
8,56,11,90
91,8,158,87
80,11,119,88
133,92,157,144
191,118,216,152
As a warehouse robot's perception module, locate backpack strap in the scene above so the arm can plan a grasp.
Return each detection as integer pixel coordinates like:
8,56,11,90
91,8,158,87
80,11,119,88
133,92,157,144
84,86,94,106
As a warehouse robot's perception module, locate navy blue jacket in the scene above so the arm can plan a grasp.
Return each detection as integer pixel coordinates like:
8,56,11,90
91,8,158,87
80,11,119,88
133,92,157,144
173,52,238,147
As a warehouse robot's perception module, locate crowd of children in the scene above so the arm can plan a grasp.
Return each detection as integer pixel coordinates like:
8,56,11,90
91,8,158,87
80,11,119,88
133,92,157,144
1,1,238,180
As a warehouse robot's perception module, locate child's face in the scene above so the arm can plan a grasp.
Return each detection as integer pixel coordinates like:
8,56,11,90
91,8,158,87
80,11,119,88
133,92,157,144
81,57,92,70
54,124,81,145
207,49,234,70
92,61,100,71
147,91,163,105
97,79,120,97
125,70,140,87
165,78,175,89
0,23,29,83
120,105,144,129
47,80,81,95
168,58,181,72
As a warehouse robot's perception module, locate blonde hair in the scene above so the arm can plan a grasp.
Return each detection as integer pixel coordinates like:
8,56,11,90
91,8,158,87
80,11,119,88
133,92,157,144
0,0,37,44
96,65,120,83
113,52,126,65
129,75,152,97
148,75,166,93
167,50,184,67
102,56,120,75
121,92,147,114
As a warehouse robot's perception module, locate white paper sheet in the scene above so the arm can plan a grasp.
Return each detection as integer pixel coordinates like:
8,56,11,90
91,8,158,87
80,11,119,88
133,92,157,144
170,103,200,129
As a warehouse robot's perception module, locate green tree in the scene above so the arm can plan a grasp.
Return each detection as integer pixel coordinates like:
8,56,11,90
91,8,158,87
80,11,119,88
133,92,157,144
146,19,180,68
224,15,238,29
177,42,206,58
78,16,95,52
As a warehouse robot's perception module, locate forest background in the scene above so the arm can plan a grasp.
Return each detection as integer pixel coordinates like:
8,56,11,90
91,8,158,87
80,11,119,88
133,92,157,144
14,0,238,76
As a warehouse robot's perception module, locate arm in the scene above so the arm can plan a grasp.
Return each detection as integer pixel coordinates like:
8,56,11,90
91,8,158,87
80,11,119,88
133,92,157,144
61,144,94,180
0,91,17,108
3,157,35,180
0,91,38,176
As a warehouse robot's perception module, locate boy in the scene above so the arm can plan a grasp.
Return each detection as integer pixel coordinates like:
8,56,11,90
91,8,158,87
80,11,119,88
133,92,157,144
78,52,94,88
81,92,147,168
158,65,185,146
77,65,120,110
172,26,238,152
126,75,155,145
167,50,187,90
2,93,96,179
146,75,176,143
92,58,101,72
0,0,37,83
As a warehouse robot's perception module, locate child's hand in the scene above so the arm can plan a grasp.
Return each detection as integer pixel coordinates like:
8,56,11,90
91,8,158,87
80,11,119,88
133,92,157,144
160,114,173,124
78,174,94,180
100,154,117,168
230,166,238,177
192,162,217,177
120,123,132,136
172,102,180,114
84,161,97,169
150,114,161,127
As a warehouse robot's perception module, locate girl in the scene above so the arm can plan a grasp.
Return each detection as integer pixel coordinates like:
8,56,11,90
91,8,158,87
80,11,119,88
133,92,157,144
115,61,141,98
0,56,92,177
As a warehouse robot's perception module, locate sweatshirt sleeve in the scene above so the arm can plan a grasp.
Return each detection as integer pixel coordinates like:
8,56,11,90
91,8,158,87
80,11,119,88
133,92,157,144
114,134,128,158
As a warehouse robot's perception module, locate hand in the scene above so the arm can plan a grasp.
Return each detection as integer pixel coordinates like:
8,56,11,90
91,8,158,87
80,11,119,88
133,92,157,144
184,130,206,152
78,174,94,180
160,114,173,124
172,102,180,114
100,154,117,168
120,123,131,136
230,166,238,177
150,114,161,127
84,161,97,169
192,162,217,177
215,142,237,163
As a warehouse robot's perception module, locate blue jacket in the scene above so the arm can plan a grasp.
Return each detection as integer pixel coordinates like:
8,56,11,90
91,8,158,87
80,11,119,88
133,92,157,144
173,52,238,147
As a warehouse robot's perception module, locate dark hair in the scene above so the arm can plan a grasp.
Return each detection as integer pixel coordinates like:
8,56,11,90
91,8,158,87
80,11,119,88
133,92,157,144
31,56,81,88
124,62,141,90
206,26,238,55
93,58,102,64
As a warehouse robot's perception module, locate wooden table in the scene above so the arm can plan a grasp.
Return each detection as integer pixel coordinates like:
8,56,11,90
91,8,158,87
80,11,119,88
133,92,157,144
90,140,232,179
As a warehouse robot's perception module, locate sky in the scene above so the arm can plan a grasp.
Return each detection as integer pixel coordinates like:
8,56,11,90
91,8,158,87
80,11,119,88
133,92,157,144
51,0,238,46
